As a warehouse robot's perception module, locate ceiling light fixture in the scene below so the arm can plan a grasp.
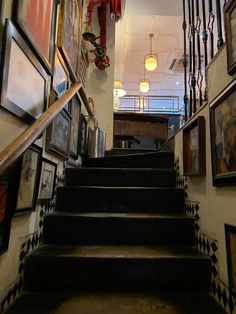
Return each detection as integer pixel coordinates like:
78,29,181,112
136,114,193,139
139,67,150,93
144,34,158,72
113,80,126,97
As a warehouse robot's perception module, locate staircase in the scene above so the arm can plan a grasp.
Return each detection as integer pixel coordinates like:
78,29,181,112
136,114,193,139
5,150,226,313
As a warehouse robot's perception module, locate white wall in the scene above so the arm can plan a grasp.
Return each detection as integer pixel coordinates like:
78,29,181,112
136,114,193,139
174,45,236,286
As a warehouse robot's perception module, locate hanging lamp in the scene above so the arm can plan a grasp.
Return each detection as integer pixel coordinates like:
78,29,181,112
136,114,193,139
139,67,150,93
113,80,126,97
144,34,158,72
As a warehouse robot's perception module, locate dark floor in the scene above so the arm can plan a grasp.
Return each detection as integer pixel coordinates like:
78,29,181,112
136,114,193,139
4,292,227,314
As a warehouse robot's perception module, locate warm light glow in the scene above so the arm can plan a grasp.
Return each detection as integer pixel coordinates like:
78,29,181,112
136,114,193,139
113,80,126,97
145,55,158,71
139,80,150,93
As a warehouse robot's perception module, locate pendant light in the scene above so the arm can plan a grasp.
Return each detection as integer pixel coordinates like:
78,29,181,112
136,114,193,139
139,67,150,93
113,80,126,97
144,34,158,72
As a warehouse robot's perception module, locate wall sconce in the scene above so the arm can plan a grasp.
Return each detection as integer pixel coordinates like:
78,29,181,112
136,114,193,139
144,34,158,72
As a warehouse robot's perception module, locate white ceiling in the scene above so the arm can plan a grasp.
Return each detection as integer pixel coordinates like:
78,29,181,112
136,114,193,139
114,0,185,103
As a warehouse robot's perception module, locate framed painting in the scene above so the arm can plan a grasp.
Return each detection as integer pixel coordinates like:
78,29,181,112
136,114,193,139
46,106,72,159
57,0,83,81
70,94,81,158
15,144,43,213
53,47,70,97
78,113,87,155
0,19,50,124
38,158,57,200
225,224,236,296
210,80,236,186
0,172,18,255
14,0,59,74
183,116,206,176
224,0,236,75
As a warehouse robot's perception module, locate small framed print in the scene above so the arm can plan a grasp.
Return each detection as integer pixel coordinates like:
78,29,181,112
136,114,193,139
69,94,81,158
78,113,87,155
224,0,236,75
53,48,70,97
15,144,42,213
183,116,206,176
14,0,59,73
38,158,57,200
210,80,236,186
0,19,50,124
225,224,236,295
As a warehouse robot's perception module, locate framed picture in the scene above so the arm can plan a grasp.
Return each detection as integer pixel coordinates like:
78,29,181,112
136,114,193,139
0,172,18,255
78,113,87,155
46,96,72,159
0,19,50,124
225,224,236,295
38,158,57,200
15,144,42,213
57,0,83,81
70,94,81,158
183,116,206,176
14,0,59,74
210,80,236,186
224,0,236,75
53,48,70,97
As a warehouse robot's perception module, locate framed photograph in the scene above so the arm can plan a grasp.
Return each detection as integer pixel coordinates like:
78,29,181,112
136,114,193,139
15,144,43,213
38,158,57,200
46,103,72,159
53,48,70,97
57,0,83,81
0,19,50,124
224,0,236,75
225,224,236,295
78,113,87,155
0,172,18,255
14,0,59,74
183,116,206,176
70,94,81,158
210,80,236,185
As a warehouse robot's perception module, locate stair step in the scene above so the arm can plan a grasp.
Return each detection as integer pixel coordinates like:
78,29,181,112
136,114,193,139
55,186,185,213
23,244,211,293
83,151,174,169
43,212,195,246
4,292,227,314
105,148,158,156
65,167,177,187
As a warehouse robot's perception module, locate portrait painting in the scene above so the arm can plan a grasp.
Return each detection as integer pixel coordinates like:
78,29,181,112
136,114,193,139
38,158,57,200
210,81,236,185
183,116,205,176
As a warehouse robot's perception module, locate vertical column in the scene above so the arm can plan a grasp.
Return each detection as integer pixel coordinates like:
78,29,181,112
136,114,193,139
191,0,197,113
196,0,203,108
207,0,215,59
202,0,208,101
188,0,193,117
183,0,188,121
215,0,224,49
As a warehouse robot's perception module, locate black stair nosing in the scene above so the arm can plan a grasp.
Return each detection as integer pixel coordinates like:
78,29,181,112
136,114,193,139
57,186,182,191
86,151,174,159
65,167,176,173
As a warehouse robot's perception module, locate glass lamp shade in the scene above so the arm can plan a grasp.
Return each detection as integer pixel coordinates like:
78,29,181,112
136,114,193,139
113,80,126,97
145,55,158,71
139,80,150,93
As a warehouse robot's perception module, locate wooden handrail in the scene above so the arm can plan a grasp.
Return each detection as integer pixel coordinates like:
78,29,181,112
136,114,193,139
0,82,93,176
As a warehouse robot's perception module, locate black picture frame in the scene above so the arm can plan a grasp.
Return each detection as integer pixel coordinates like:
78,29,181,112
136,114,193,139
15,144,43,214
183,116,206,176
38,158,57,201
69,94,82,158
0,19,50,124
224,0,236,75
225,224,236,296
210,80,236,186
78,113,87,155
14,0,59,74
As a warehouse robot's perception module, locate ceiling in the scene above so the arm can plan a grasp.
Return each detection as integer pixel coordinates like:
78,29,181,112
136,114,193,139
114,0,185,108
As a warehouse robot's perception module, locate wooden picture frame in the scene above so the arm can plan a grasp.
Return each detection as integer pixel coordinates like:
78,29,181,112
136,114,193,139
78,113,87,155
53,47,70,97
0,19,50,124
224,0,236,75
183,116,206,176
15,144,43,214
38,158,57,200
57,0,83,81
70,94,81,158
14,0,59,74
46,91,72,160
225,224,236,295
0,172,18,255
210,80,236,186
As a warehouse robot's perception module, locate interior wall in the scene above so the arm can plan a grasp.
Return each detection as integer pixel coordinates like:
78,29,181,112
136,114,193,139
174,44,236,290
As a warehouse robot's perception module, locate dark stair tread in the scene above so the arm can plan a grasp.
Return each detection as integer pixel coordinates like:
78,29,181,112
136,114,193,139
28,244,210,260
87,151,173,159
67,167,176,172
4,292,227,314
58,186,182,191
